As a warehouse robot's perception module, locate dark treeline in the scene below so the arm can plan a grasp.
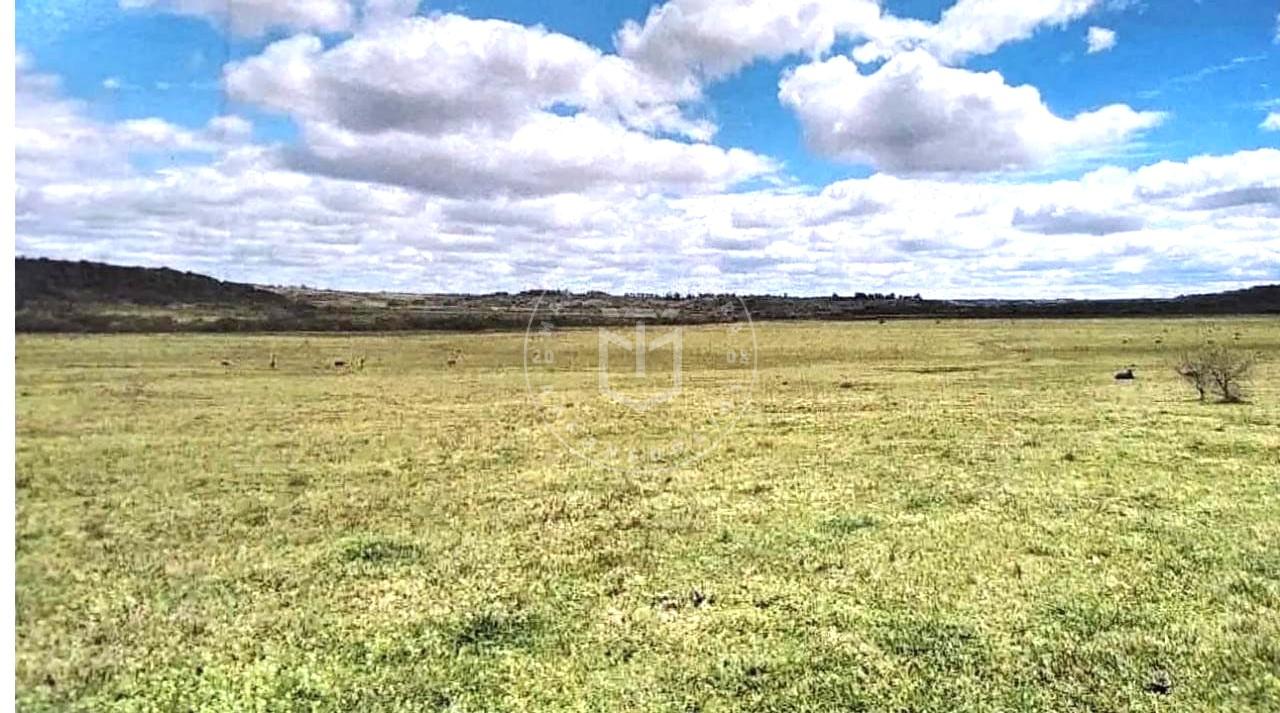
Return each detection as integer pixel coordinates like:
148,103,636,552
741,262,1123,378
16,257,1280,333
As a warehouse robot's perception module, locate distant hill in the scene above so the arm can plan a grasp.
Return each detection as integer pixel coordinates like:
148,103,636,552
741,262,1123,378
17,257,289,309
16,257,307,332
14,257,1280,333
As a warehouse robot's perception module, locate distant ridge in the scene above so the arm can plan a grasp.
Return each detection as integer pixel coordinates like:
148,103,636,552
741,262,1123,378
17,257,289,309
15,257,1280,333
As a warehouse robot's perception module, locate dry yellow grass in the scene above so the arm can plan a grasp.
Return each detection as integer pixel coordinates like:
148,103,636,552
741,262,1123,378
16,318,1280,711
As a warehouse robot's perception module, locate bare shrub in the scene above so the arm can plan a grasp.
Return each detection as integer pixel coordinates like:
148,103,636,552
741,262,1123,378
1176,344,1256,403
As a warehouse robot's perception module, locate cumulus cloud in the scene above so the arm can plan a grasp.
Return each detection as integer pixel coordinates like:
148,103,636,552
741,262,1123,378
282,113,773,199
926,0,1099,62
853,0,1101,64
617,0,1108,77
1262,112,1280,131
19,5,1273,298
225,14,773,197
778,50,1163,173
22,99,1278,298
1185,186,1280,211
16,55,250,184
1012,206,1141,234
611,1,1154,179
1086,26,1116,53
225,18,704,139
119,0,354,37
615,0,884,81
1129,150,1280,202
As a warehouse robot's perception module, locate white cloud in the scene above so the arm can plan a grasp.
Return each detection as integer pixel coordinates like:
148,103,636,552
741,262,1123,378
1261,112,1280,131
1128,150,1280,203
1086,26,1116,53
225,15,773,197
928,0,1098,63
854,0,1102,65
16,56,252,184
1012,207,1141,235
778,51,1163,173
283,113,773,199
615,0,884,81
617,0,1107,78
225,19,704,139
19,61,1279,298
20,7,1272,299
119,0,354,37
205,115,255,143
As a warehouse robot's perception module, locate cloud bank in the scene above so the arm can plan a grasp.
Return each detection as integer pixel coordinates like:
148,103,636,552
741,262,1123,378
17,1,1279,297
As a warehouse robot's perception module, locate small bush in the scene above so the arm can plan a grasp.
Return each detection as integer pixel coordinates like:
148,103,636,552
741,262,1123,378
1176,344,1256,403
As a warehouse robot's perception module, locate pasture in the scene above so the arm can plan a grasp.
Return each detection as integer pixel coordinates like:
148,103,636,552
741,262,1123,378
15,318,1280,711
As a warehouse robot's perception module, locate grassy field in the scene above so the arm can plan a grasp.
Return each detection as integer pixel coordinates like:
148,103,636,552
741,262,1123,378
15,318,1280,711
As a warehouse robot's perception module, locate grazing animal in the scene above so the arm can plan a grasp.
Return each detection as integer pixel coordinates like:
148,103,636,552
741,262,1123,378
333,359,347,368
446,357,457,367
1114,368,1135,380
220,359,233,367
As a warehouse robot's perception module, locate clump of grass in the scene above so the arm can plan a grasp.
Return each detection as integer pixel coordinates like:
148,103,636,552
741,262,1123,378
822,514,878,535
449,610,538,653
338,537,421,565
905,491,949,511
873,613,987,671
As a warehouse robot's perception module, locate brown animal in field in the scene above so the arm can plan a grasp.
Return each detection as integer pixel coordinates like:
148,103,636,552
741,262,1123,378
333,359,347,368
220,359,233,367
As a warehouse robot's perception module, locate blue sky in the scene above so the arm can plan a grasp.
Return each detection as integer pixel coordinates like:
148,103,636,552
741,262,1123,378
14,0,1280,297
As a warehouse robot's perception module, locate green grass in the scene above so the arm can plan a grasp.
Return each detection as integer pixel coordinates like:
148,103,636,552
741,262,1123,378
16,318,1280,711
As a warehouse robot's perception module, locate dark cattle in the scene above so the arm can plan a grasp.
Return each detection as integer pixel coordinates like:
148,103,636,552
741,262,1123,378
1114,368,1135,380
334,359,347,368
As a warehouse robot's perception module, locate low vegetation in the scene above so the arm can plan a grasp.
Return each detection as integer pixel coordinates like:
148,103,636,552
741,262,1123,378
16,318,1280,711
